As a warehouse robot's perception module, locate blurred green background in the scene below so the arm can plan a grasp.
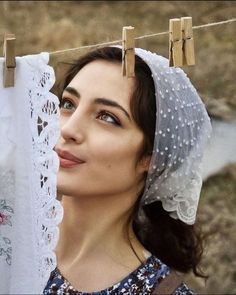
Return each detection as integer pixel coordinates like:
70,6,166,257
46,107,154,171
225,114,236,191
1,1,236,293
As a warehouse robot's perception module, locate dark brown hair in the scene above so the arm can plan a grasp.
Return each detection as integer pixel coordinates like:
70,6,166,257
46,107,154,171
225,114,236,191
55,46,208,279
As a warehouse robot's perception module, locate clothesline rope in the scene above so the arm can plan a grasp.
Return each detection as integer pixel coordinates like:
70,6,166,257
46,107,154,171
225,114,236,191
49,18,236,56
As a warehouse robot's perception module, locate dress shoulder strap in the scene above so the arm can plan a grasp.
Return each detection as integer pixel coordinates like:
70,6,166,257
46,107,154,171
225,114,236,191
152,271,183,294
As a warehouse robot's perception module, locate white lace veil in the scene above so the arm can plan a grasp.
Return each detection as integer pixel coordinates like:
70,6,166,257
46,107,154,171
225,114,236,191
136,48,212,225
113,46,212,225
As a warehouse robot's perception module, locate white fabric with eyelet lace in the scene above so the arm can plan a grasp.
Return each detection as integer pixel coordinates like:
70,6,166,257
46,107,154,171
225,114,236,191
0,52,63,294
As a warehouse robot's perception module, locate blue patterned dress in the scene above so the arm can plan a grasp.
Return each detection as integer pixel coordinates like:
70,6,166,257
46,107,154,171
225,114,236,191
43,255,195,294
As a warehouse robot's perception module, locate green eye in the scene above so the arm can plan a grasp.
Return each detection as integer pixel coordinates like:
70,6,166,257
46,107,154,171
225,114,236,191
60,98,75,110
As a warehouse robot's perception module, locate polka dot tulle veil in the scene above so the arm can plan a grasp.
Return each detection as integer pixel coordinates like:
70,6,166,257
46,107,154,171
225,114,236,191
137,48,212,225
114,46,212,225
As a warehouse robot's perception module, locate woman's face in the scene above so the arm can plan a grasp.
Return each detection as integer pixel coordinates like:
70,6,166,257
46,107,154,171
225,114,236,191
55,60,149,199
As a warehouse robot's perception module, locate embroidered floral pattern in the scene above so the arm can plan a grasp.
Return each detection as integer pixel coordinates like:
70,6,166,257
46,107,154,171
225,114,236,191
0,200,13,226
0,199,14,265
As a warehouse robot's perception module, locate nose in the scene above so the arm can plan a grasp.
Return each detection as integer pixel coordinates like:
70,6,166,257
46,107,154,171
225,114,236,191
60,110,86,143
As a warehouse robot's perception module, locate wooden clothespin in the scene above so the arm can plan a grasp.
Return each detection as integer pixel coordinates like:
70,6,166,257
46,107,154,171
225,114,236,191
181,17,195,66
169,18,183,67
122,26,135,77
3,33,16,87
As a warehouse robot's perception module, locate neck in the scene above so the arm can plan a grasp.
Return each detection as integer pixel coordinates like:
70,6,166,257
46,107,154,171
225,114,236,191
56,192,148,270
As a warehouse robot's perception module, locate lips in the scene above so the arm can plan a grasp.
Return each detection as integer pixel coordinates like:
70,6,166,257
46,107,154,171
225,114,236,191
55,148,85,168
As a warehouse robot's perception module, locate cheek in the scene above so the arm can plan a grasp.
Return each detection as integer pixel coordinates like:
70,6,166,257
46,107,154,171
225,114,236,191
91,133,143,173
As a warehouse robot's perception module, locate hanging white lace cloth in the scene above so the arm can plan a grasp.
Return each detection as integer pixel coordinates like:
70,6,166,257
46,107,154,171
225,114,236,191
0,52,63,294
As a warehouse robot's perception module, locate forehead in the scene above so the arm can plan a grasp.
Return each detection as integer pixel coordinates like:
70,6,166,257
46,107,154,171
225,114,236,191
67,60,136,106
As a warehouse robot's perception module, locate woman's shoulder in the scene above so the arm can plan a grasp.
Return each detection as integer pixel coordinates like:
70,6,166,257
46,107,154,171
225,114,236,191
152,265,196,294
147,255,196,295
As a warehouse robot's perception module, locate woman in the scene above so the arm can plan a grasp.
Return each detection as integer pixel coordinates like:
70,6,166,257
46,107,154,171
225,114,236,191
44,46,212,294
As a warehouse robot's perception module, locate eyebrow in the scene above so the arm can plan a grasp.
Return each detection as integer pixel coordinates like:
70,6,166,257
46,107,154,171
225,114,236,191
63,86,131,121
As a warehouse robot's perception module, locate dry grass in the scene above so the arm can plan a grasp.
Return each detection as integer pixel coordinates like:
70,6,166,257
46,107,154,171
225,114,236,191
1,1,236,293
